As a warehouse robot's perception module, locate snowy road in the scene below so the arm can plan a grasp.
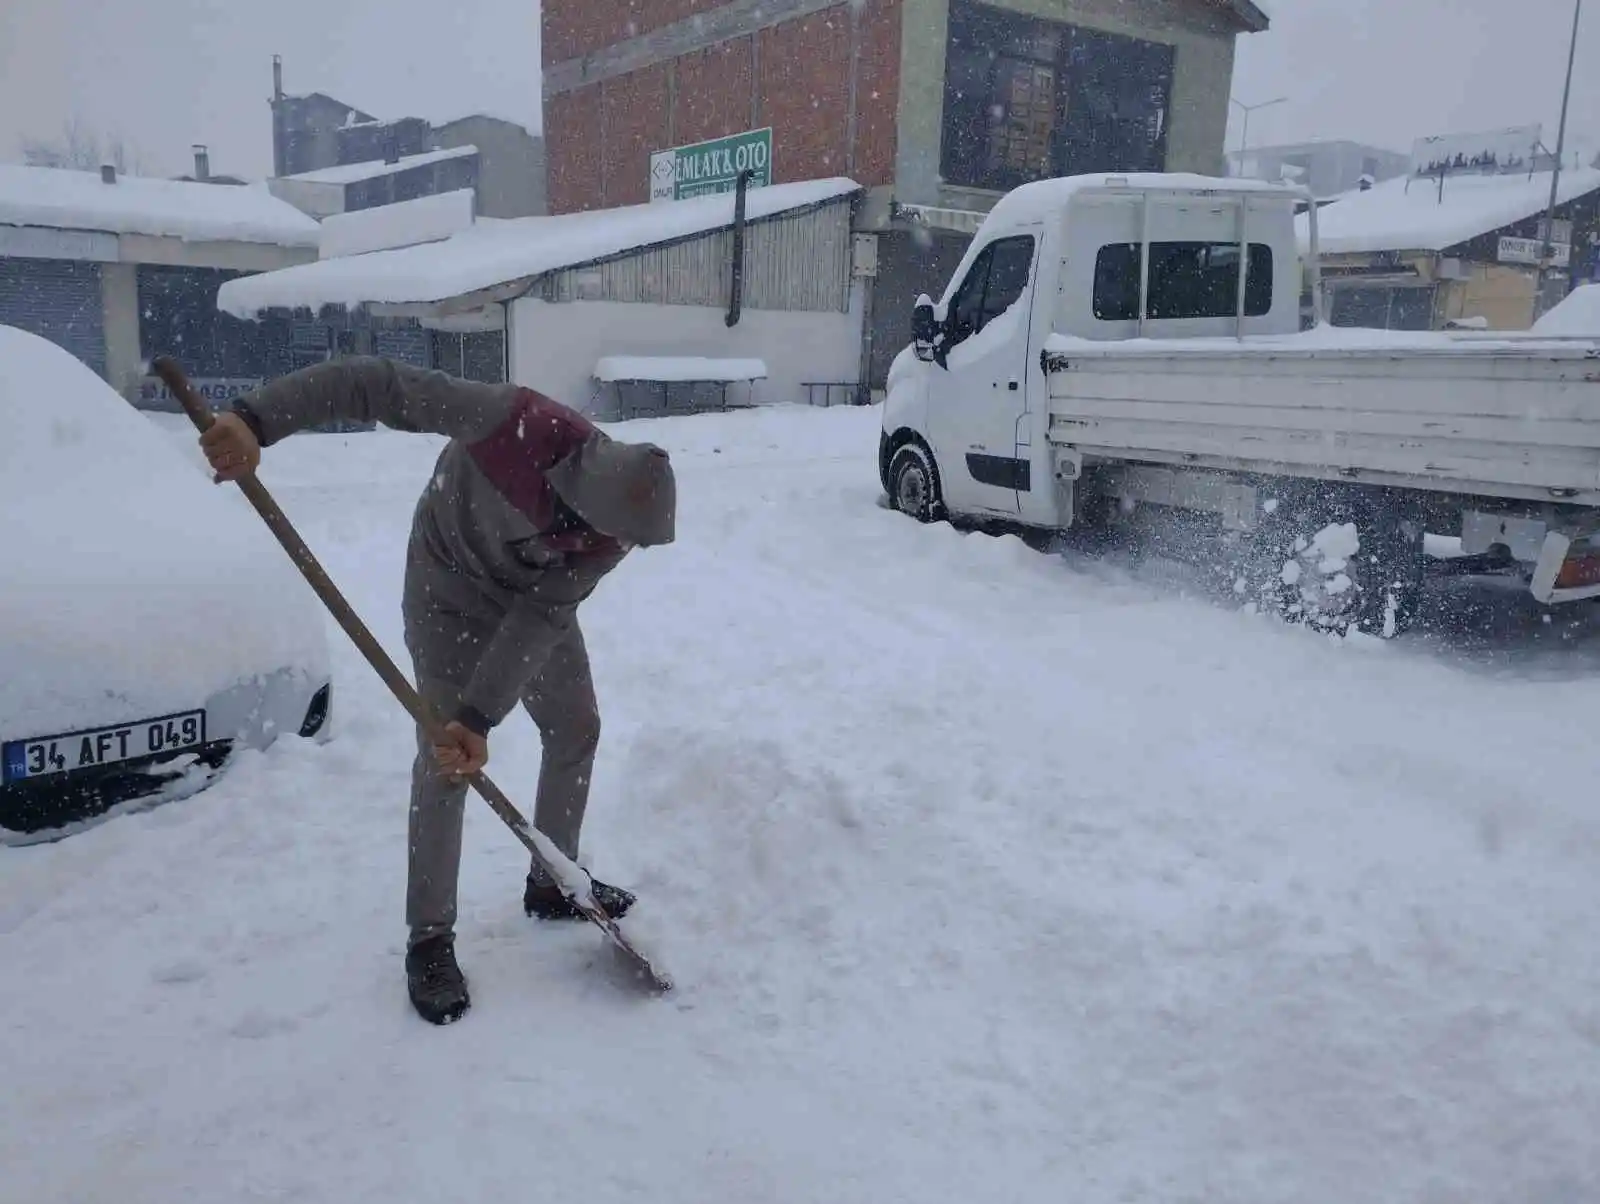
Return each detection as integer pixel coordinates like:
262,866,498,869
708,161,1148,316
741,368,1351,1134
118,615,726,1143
5,403,1600,1203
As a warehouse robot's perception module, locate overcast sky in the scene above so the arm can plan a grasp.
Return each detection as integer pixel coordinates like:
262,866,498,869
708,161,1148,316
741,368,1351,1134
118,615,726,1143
0,0,1593,178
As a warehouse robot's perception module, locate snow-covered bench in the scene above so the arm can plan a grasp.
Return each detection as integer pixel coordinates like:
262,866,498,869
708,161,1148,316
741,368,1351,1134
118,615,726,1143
592,356,767,419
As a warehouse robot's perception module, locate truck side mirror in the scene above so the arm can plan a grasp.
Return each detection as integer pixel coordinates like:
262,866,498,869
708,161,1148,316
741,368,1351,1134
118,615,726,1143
912,296,939,363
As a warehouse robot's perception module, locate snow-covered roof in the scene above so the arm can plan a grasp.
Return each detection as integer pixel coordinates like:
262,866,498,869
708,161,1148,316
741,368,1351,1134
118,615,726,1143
318,190,476,259
280,145,478,186
0,164,320,247
217,176,861,316
1217,0,1271,31
1298,166,1600,255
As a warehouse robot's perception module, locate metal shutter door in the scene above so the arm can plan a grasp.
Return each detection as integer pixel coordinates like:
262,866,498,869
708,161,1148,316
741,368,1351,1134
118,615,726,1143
0,258,105,378
374,326,432,367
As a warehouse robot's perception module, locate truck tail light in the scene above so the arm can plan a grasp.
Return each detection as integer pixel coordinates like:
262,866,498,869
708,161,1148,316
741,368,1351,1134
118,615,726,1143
1554,549,1600,590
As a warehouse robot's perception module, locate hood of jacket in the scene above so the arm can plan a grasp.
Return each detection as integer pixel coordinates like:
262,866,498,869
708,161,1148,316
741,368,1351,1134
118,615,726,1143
544,430,676,548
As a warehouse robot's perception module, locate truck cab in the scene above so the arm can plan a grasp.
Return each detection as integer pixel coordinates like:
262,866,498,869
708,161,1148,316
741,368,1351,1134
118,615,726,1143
879,173,1308,528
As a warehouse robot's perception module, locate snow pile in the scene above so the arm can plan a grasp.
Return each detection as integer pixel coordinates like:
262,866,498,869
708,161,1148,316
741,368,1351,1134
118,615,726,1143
2,402,1599,1201
0,164,320,247
594,355,768,383
1299,165,1600,255
216,177,862,315
1532,282,1600,336
0,326,328,736
278,145,478,186
318,189,476,260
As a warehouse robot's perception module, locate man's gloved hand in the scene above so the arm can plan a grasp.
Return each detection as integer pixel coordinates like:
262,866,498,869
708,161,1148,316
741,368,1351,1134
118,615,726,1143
199,412,262,483
432,721,489,777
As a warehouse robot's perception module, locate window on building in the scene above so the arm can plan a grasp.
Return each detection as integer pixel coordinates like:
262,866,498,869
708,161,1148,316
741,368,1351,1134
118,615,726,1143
941,0,1175,194
947,235,1036,346
1093,241,1275,322
1330,285,1436,331
432,329,506,383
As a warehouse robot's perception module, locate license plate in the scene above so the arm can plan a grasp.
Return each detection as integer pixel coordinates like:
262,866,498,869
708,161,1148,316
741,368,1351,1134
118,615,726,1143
2,709,207,784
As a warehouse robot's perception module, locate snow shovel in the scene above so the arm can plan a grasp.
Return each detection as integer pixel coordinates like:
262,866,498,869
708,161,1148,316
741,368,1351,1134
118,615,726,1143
151,355,672,994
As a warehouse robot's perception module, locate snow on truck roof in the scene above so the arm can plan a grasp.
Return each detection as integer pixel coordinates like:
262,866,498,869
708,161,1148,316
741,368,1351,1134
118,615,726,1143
973,172,1303,232
0,164,320,247
216,176,861,317
1295,165,1600,255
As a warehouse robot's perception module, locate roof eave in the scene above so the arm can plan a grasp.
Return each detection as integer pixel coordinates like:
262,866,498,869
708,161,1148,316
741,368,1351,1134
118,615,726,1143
1222,0,1271,33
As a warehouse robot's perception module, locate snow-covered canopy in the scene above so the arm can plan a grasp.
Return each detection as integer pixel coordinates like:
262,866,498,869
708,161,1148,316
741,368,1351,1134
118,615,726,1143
216,176,861,317
1298,166,1600,256
0,165,320,247
277,145,479,186
318,190,476,259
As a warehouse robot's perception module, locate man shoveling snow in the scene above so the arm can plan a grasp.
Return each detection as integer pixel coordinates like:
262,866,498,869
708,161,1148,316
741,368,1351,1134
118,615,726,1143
200,356,676,1025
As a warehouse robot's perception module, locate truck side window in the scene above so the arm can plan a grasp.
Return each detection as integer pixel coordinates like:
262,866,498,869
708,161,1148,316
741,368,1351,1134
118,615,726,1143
947,235,1036,347
947,246,993,344
1093,241,1274,321
981,237,1035,326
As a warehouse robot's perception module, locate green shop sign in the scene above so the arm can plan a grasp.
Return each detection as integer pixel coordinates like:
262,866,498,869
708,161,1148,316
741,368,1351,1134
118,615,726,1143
650,127,773,201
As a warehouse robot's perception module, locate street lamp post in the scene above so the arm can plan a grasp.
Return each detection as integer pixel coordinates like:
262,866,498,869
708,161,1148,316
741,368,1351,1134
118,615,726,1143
1538,0,1584,317
1230,95,1289,173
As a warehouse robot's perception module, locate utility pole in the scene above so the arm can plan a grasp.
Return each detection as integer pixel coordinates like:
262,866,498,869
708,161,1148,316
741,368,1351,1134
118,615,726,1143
1230,95,1288,174
1539,0,1584,317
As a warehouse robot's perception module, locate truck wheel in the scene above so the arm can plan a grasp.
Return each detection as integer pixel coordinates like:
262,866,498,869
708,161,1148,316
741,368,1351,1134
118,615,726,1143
1271,494,1426,639
889,443,942,523
1350,503,1427,637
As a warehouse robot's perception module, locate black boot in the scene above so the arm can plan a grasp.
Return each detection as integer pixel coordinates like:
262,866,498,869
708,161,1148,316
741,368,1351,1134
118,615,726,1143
524,873,636,922
405,933,470,1025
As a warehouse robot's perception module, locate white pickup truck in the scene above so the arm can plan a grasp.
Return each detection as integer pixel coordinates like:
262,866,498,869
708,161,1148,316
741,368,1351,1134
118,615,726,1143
878,172,1600,635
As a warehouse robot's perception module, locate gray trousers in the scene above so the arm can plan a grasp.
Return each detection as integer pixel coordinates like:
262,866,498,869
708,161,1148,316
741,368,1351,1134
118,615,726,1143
400,561,602,946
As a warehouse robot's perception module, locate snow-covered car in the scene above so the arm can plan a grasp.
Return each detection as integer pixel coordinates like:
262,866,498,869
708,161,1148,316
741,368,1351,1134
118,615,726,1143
0,324,333,843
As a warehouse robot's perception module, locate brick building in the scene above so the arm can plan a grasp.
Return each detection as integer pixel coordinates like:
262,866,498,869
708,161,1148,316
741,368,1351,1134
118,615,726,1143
542,0,1268,388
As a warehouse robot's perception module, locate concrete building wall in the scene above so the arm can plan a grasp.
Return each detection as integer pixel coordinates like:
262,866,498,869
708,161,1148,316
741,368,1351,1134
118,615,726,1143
1441,264,1542,331
100,263,143,396
509,292,864,417
433,117,548,217
275,94,364,178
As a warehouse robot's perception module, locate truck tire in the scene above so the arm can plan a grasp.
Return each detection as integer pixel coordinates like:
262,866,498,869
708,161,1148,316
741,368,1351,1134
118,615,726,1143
1350,500,1427,637
888,443,943,523
1258,489,1426,639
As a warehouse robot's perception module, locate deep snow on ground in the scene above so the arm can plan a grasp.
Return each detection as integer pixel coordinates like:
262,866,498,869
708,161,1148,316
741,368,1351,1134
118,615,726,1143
5,402,1600,1204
